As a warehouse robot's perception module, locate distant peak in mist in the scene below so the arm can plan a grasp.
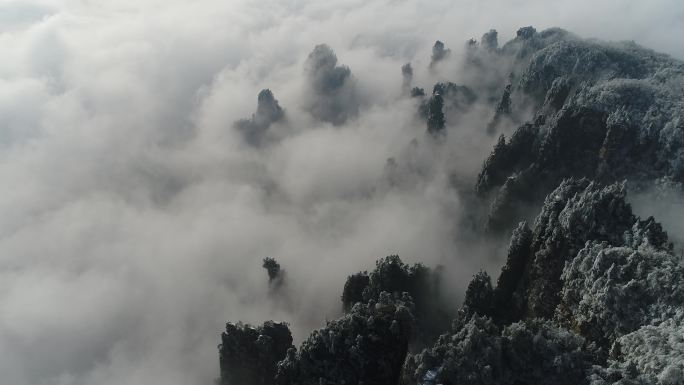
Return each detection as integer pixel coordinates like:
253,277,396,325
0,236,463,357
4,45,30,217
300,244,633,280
304,44,359,126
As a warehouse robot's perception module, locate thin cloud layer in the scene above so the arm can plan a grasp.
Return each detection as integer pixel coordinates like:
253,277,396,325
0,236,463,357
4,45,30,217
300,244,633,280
0,1,683,385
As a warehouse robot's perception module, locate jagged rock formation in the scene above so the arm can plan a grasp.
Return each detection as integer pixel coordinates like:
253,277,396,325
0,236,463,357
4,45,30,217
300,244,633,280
234,89,284,146
472,26,684,232
218,321,293,385
304,44,359,125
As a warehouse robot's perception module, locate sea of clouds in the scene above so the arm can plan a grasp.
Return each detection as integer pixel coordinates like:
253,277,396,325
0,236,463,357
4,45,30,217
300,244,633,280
1,1,683,384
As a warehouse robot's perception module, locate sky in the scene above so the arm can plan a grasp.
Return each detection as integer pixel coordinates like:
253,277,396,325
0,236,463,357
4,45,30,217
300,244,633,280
1,1,683,384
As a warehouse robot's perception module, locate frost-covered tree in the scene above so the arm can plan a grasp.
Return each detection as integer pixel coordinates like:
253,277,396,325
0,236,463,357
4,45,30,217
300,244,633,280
557,242,684,355
276,292,415,385
219,321,294,385
341,255,453,344
462,271,494,318
341,271,369,312
403,316,589,385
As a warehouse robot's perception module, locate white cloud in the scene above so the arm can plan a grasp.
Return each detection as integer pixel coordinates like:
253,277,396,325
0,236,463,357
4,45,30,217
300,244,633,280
0,1,682,384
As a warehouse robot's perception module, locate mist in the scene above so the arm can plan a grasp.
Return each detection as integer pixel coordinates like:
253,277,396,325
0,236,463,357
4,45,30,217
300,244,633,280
1,1,683,385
